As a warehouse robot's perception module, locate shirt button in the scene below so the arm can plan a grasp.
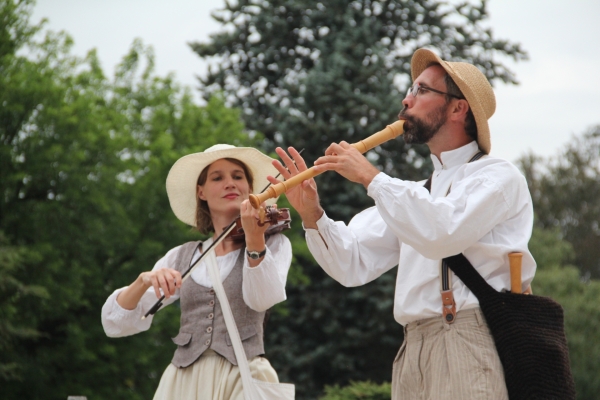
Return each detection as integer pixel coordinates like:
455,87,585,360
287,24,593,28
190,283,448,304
205,339,210,346
206,326,213,333
208,313,214,319
209,300,215,306
209,289,215,295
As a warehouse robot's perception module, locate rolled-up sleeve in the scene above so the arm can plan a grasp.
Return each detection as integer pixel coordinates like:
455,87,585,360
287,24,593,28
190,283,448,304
242,233,292,312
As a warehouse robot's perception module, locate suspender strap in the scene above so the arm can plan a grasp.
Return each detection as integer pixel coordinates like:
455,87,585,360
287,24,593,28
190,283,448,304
424,150,484,324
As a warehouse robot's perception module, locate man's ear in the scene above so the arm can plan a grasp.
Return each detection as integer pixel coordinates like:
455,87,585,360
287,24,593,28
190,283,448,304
449,99,470,122
197,185,206,201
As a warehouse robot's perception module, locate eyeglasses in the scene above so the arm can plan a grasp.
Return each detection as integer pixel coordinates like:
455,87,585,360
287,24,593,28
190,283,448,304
406,82,463,100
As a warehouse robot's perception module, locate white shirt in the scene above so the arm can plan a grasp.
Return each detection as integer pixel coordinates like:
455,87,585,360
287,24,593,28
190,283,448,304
305,141,536,326
101,233,292,337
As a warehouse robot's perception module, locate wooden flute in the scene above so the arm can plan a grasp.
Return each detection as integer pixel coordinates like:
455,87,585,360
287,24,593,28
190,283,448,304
249,120,405,209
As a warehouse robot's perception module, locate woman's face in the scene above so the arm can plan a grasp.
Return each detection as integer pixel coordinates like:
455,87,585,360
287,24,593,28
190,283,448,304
197,159,251,217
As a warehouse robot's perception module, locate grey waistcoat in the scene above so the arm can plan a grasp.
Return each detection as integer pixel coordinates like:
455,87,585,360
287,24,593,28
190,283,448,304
170,241,266,368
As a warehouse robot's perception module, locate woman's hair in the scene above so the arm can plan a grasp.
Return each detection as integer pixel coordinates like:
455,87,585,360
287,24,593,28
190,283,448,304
195,158,254,234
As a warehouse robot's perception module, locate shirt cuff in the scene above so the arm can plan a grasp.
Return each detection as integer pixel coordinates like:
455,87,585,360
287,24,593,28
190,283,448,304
302,212,330,231
367,172,391,198
108,288,143,318
243,246,271,270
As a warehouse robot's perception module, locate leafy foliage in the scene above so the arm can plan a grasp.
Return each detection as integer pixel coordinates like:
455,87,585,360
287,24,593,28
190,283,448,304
0,1,258,398
519,125,600,279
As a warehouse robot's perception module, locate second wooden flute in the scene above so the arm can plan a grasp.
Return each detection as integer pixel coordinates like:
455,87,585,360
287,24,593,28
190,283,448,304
249,120,405,208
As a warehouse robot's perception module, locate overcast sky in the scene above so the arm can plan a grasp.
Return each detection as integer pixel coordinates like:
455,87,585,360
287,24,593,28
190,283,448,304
31,0,600,164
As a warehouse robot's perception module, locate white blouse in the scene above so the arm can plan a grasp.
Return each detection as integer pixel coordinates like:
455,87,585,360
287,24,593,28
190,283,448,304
305,141,537,326
101,233,292,337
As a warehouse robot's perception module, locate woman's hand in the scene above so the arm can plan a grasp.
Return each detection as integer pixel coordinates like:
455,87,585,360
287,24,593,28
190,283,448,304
139,268,182,299
240,199,269,251
116,267,182,310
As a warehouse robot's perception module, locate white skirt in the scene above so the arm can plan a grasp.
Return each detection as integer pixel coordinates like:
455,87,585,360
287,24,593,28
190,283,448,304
153,349,279,400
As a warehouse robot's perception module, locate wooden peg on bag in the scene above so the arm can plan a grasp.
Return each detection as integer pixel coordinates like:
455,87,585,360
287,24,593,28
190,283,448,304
508,252,523,294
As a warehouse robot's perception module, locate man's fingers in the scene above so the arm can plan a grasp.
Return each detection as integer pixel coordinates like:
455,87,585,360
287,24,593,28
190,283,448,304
272,160,291,179
275,147,299,174
267,175,281,185
288,147,309,172
301,179,319,199
324,142,343,156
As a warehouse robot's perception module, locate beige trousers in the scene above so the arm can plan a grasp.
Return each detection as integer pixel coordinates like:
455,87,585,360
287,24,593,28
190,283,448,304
392,307,508,400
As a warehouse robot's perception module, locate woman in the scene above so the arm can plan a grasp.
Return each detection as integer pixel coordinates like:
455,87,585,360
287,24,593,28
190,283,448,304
101,144,292,400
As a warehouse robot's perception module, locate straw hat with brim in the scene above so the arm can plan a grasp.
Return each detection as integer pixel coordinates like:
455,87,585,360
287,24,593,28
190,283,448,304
410,48,496,154
166,144,280,227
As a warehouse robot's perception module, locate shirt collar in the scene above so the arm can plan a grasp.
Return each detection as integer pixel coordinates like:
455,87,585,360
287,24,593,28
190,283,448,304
430,141,480,171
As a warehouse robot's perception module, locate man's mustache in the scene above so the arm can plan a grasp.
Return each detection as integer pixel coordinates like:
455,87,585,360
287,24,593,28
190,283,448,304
398,107,413,129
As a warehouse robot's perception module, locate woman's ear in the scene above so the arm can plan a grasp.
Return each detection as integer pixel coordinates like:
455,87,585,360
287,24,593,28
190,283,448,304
197,185,206,201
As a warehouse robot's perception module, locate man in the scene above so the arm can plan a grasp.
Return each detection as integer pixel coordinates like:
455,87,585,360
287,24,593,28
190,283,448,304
269,48,536,399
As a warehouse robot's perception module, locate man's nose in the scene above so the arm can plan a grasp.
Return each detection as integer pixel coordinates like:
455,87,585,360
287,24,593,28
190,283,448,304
401,93,412,109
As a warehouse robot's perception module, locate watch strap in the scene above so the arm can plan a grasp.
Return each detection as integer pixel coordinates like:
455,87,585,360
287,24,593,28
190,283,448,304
246,247,267,259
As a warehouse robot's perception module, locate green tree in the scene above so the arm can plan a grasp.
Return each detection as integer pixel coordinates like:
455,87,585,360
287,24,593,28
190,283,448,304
519,125,600,279
0,1,257,398
527,227,600,400
0,231,48,381
191,1,527,397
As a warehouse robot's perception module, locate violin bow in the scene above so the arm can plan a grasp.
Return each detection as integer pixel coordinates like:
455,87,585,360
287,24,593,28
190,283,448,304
142,148,304,320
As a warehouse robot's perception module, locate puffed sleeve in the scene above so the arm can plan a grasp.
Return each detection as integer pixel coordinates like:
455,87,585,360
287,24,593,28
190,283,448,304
304,207,401,287
101,246,182,337
242,233,292,311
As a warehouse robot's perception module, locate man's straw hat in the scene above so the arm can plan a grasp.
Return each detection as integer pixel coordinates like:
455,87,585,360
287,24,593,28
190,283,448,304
166,144,279,227
410,48,496,154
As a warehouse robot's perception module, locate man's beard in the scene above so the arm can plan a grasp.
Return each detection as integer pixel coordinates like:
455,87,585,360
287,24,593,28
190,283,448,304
399,103,449,145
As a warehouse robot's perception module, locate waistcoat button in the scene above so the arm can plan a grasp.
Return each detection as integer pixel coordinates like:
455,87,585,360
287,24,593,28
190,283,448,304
206,326,213,333
209,300,215,306
205,339,210,346
209,289,215,295
208,313,214,319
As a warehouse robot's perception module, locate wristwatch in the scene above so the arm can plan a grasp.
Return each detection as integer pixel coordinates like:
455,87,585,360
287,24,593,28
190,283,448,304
246,248,267,260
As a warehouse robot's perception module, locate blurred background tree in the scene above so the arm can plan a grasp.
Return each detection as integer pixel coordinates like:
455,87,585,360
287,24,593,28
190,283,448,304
1,0,258,398
519,125,600,280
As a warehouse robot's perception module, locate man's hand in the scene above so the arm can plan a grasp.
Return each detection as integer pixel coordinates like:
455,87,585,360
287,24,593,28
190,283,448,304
270,147,324,229
314,141,380,188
